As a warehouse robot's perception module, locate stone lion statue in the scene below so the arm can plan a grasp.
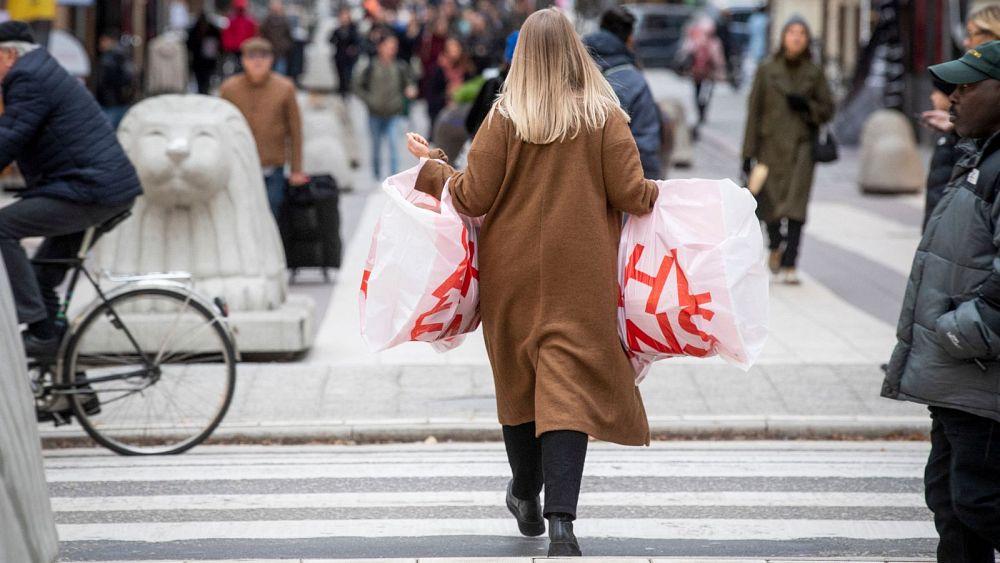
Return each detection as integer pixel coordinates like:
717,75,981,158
93,94,288,312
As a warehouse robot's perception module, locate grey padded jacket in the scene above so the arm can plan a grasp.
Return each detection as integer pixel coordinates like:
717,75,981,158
883,130,1000,422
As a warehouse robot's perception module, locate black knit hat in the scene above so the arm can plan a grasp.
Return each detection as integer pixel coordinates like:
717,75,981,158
0,21,36,44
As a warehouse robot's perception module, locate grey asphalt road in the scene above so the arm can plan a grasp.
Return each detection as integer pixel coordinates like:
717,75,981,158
49,441,937,561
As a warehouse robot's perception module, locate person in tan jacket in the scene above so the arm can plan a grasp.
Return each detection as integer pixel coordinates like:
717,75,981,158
405,9,658,557
219,37,307,218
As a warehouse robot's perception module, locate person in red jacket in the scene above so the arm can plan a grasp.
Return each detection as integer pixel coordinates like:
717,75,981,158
221,0,257,75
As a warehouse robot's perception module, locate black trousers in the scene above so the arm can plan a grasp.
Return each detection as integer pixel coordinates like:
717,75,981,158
693,80,714,124
925,406,1000,562
765,218,805,268
502,421,588,519
0,197,131,325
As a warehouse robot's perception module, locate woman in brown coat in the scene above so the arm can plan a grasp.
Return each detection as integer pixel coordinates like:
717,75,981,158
404,8,658,557
741,16,834,285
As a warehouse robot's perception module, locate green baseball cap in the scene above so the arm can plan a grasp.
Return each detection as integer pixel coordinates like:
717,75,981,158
929,40,1000,88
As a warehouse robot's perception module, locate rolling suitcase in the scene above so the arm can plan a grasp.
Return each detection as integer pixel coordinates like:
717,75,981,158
279,174,343,281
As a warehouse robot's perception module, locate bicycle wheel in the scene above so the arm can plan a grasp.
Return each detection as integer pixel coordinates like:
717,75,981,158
66,285,236,455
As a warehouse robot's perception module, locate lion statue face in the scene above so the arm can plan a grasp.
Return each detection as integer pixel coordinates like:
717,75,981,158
95,95,287,313
130,118,229,206
120,98,247,207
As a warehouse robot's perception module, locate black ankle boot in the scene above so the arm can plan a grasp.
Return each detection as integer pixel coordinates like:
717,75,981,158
547,513,582,556
505,480,544,536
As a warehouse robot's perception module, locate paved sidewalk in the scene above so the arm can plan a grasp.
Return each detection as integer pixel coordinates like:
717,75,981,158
39,76,933,446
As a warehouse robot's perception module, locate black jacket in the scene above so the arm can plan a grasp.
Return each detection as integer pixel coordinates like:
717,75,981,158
0,48,142,205
884,130,1000,423
95,48,132,107
583,30,662,179
922,131,960,231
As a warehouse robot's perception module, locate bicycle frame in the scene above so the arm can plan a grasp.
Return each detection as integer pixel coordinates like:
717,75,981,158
32,236,239,394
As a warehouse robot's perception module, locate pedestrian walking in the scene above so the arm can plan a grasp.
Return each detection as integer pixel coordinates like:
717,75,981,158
740,15,834,285
353,35,417,180
465,30,518,137
426,37,472,138
221,0,257,75
883,40,1000,562
259,0,294,76
94,30,133,129
330,7,361,98
219,38,307,219
584,7,663,179
186,12,221,95
678,16,726,138
403,8,657,556
920,5,1000,230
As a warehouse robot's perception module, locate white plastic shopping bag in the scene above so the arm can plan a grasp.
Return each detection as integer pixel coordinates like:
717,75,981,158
618,178,768,381
360,161,482,352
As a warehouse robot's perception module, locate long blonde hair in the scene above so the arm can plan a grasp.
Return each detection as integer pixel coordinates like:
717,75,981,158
494,8,627,145
969,5,1000,43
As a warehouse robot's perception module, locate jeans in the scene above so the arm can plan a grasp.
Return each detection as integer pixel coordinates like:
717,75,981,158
502,421,589,519
925,406,1000,562
369,115,400,180
766,218,805,268
693,80,715,124
273,57,288,76
264,169,286,220
0,197,133,325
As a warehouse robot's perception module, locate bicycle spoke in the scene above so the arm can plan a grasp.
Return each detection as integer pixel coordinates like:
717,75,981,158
67,288,235,455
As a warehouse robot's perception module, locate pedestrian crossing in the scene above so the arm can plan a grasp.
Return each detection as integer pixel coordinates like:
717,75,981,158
48,441,938,561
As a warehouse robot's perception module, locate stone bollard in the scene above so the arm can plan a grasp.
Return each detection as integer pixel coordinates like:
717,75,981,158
658,97,693,169
858,109,925,194
0,262,59,563
144,32,189,95
88,95,315,354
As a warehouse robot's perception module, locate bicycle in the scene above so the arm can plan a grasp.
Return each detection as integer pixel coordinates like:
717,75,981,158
30,210,239,456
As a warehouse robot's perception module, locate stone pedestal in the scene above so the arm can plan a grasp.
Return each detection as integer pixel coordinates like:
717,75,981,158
0,263,59,563
88,94,315,354
859,109,925,194
658,97,693,169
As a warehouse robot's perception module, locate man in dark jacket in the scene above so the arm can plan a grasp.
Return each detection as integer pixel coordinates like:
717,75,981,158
584,8,663,180
0,21,142,357
94,30,133,128
882,40,1000,561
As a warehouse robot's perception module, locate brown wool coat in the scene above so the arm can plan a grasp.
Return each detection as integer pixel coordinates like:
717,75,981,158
741,56,834,223
415,109,659,446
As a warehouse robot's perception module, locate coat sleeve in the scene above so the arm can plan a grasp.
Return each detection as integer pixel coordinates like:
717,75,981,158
604,113,659,215
741,66,765,160
807,68,835,126
628,84,664,180
414,113,507,217
936,193,1000,359
0,75,47,170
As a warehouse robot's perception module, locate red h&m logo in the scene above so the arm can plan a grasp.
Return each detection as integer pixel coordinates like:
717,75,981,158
621,244,717,356
411,229,479,340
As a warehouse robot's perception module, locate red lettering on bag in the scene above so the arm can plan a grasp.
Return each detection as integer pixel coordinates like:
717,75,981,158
361,270,371,297
410,228,479,340
622,244,717,356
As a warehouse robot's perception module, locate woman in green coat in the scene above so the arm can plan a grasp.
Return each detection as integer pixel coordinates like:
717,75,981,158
741,16,834,284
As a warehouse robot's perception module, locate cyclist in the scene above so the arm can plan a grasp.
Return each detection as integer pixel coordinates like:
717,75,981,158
0,21,142,358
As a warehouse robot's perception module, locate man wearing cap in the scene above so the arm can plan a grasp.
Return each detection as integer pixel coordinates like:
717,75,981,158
0,21,142,358
883,40,1000,560
219,37,307,219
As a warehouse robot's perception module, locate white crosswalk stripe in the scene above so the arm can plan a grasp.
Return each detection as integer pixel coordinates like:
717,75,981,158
48,441,937,561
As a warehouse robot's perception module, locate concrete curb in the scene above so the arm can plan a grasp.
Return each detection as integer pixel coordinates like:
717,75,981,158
39,415,930,448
